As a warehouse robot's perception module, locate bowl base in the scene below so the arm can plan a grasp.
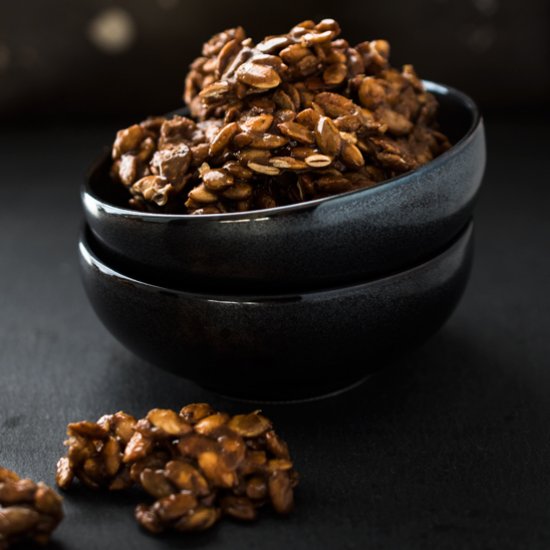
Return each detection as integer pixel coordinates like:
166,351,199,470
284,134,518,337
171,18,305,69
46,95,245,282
197,372,373,403
79,221,474,403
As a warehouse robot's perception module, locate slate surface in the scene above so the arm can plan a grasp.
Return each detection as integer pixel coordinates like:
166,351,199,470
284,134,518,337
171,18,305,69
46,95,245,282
1,114,549,549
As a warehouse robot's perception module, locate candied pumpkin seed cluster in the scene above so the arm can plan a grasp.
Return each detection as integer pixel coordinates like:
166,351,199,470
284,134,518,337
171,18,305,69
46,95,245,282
111,19,450,214
56,404,297,534
0,467,63,549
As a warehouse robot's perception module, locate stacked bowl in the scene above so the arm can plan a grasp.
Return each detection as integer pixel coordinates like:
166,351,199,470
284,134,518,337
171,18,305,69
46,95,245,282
80,82,485,400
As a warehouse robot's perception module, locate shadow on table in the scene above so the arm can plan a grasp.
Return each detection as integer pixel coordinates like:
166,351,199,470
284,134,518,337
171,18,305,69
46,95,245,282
14,541,68,550
92,322,508,435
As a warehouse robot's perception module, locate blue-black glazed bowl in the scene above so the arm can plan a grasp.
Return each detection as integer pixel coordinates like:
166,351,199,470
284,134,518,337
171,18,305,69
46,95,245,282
83,82,485,292
79,220,474,401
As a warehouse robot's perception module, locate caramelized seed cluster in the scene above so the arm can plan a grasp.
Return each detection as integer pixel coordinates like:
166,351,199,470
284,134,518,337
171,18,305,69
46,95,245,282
0,467,63,549
56,404,298,534
110,19,450,214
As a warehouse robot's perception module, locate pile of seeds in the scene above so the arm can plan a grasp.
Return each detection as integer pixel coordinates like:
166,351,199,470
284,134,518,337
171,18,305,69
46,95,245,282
56,404,297,534
110,19,450,214
0,467,63,549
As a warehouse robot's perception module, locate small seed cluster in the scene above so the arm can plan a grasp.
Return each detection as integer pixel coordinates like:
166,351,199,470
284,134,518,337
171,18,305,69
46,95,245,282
56,404,298,534
111,19,450,214
0,467,63,549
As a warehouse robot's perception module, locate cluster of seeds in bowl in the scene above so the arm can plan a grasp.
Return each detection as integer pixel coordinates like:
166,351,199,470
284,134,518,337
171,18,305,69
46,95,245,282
0,467,63,549
111,19,450,214
56,404,298,534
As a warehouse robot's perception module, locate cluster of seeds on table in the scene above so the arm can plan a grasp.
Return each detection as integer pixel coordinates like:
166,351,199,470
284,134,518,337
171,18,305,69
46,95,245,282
110,18,450,214
56,404,298,534
0,467,63,549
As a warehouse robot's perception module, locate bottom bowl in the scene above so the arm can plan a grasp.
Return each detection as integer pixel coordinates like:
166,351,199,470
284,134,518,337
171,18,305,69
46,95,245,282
79,221,474,401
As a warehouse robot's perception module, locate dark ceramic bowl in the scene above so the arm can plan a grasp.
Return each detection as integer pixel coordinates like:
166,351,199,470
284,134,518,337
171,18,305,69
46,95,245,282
79,220,474,401
83,82,484,292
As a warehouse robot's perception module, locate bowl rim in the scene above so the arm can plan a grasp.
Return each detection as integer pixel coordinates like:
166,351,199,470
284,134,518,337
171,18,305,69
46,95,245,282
83,80,482,222
80,220,473,301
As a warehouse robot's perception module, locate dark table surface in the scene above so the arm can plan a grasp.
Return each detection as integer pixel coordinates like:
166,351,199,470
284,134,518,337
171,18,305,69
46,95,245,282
1,113,549,549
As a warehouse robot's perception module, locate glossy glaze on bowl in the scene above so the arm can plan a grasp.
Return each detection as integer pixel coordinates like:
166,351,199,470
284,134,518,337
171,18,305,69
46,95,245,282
79,221,474,400
83,82,484,292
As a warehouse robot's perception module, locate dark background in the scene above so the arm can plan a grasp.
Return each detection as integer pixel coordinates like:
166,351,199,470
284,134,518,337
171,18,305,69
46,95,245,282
1,2,550,549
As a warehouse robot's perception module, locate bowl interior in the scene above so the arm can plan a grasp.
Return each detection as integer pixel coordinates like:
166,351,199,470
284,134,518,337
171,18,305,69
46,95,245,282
86,81,480,216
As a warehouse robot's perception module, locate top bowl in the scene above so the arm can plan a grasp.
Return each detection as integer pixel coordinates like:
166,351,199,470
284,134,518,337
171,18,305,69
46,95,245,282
83,81,485,292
